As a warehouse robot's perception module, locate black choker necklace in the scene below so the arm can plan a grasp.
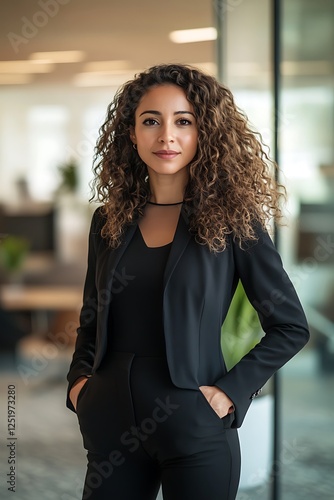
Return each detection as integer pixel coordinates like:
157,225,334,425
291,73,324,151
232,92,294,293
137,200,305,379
147,200,184,206
147,201,183,207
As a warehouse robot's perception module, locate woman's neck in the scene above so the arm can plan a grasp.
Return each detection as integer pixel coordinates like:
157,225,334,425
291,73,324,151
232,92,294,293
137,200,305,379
147,168,188,204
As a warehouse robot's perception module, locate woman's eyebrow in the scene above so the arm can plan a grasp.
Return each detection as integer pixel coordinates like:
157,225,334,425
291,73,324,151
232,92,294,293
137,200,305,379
139,110,195,117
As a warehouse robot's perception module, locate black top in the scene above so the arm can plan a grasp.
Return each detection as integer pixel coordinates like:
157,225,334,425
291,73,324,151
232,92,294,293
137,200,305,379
107,227,172,356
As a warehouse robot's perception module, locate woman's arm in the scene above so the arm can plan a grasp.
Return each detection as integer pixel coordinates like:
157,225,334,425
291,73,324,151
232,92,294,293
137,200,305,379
215,223,310,427
66,209,101,412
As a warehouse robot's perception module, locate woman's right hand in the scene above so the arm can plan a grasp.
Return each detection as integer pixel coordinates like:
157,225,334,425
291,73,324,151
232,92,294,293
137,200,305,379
69,376,89,411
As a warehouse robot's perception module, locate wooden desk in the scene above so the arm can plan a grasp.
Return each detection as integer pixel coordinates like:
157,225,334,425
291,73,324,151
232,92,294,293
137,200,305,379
0,285,83,311
0,285,83,335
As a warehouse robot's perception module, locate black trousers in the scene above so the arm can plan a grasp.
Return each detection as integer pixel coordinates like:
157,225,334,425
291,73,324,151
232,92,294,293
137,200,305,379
76,352,241,500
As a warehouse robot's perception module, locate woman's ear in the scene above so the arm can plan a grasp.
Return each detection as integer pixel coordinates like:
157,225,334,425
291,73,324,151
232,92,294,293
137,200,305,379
129,127,136,145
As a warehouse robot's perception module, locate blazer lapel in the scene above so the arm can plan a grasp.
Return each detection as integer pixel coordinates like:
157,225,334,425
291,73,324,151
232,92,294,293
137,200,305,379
97,209,191,293
163,208,192,289
97,222,138,292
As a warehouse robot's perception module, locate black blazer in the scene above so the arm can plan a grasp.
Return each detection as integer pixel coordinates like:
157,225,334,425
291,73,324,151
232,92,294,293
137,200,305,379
66,207,309,428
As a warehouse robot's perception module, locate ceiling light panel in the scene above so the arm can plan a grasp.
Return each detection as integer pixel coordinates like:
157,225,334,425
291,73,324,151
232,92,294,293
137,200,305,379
169,27,217,44
0,61,54,73
29,51,85,63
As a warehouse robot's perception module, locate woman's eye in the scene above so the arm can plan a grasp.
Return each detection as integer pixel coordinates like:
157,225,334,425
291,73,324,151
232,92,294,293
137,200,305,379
143,118,158,126
178,118,192,125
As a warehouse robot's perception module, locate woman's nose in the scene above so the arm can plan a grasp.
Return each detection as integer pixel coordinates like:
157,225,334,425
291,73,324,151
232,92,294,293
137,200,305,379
158,124,175,143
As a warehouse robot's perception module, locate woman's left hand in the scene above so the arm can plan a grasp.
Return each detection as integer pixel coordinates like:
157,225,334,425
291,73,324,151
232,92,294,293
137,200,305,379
199,385,235,418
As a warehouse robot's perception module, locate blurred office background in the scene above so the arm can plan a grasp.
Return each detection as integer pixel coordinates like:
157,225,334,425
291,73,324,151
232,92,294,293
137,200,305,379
0,0,333,499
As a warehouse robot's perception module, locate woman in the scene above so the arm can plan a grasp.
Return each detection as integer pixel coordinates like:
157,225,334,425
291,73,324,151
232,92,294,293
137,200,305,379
66,63,309,500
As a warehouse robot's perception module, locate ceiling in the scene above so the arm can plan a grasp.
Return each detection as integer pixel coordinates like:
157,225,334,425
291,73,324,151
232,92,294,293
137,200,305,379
0,0,333,88
0,0,215,87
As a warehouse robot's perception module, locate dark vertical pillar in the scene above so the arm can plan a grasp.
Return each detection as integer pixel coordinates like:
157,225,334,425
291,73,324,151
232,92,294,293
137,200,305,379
273,0,281,168
271,0,282,499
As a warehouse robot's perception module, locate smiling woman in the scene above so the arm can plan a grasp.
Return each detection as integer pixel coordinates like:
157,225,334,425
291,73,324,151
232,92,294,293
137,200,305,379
92,64,285,253
66,63,309,500
130,85,198,203
128,84,199,248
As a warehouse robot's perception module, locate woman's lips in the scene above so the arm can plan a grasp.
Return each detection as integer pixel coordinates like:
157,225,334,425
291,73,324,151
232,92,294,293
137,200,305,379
153,150,180,159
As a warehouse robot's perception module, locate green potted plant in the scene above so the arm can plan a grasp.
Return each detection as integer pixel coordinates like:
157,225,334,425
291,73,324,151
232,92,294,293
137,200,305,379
56,159,79,195
0,235,30,284
54,158,92,263
221,282,274,490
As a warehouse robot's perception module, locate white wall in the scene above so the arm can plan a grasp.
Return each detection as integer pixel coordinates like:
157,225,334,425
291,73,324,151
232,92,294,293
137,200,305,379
0,85,118,204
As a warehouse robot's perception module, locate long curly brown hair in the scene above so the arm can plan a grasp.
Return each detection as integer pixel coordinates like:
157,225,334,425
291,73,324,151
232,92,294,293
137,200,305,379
92,63,285,252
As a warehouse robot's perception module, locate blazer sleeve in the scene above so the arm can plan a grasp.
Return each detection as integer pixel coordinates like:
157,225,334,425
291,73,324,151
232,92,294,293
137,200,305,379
215,223,310,428
65,208,101,412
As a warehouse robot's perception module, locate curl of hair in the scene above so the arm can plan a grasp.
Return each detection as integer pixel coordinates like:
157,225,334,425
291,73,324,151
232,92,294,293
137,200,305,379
91,63,285,252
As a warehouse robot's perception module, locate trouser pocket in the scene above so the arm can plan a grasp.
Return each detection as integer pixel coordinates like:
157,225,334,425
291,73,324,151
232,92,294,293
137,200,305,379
76,378,91,410
198,390,234,428
76,352,136,454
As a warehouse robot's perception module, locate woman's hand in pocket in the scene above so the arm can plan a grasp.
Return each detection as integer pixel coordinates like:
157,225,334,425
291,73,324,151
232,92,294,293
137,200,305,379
199,385,234,418
69,376,89,411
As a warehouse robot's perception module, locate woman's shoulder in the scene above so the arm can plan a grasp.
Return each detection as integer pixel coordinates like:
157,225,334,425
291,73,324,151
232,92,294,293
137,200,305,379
91,204,105,221
230,219,276,255
89,205,106,235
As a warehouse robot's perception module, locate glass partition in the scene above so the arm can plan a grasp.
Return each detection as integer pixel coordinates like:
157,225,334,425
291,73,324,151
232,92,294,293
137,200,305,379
216,0,334,498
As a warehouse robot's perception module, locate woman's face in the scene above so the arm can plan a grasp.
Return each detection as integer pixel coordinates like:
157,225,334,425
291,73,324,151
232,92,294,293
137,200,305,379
131,84,198,177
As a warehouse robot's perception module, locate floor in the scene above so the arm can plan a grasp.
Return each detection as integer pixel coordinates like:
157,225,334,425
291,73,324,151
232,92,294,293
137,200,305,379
0,337,333,500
